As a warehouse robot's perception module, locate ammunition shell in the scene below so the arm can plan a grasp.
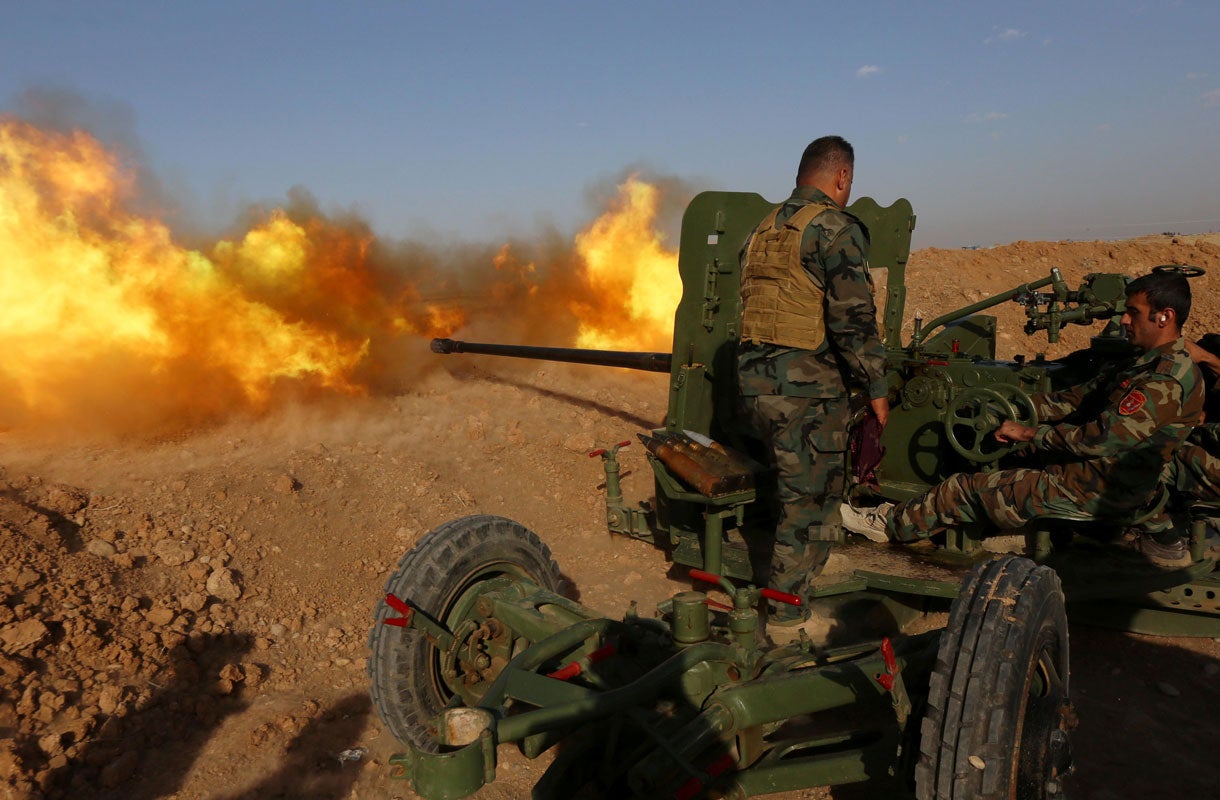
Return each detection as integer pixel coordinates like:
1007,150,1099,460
637,434,743,496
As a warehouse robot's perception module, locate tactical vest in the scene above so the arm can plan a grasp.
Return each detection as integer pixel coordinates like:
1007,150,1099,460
740,202,840,350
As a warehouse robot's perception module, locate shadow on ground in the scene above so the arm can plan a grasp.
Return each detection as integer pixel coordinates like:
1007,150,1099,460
48,632,254,799
216,692,371,800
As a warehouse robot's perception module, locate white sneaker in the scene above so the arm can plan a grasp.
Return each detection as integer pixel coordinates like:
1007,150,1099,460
840,501,894,543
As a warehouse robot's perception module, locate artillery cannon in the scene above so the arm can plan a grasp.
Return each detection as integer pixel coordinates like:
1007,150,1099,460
369,190,1216,798
423,193,1218,637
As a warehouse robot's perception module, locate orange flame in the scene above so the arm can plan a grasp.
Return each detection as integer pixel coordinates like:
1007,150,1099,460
0,118,397,430
0,118,682,434
571,177,680,351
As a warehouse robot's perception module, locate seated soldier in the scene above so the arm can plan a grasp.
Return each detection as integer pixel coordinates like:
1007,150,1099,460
1153,334,1220,560
842,270,1205,566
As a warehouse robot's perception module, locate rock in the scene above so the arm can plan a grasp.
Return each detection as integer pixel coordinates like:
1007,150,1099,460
86,539,117,558
145,607,175,627
37,732,65,757
563,434,594,454
274,474,300,495
1,619,50,653
160,631,186,650
153,539,196,567
14,568,40,590
98,686,124,715
181,592,207,613
219,663,244,683
243,663,265,687
206,568,243,601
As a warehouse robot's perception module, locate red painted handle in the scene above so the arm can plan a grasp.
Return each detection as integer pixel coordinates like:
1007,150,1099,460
589,441,632,458
383,593,415,627
689,569,802,607
674,752,735,800
759,587,802,606
876,637,899,691
547,643,617,681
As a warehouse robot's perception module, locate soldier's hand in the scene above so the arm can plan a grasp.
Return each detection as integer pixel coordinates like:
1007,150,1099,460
994,420,1035,444
870,396,890,428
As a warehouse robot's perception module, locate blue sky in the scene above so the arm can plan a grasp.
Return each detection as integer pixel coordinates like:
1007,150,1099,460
2,0,1218,248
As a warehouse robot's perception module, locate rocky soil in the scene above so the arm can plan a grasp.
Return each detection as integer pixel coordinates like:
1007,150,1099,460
2,234,1220,800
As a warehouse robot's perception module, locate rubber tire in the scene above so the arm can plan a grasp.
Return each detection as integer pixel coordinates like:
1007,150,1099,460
916,555,1071,800
367,514,563,751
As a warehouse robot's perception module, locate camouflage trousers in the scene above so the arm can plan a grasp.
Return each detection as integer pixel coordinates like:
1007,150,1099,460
888,467,1130,543
1163,443,1220,503
744,394,846,612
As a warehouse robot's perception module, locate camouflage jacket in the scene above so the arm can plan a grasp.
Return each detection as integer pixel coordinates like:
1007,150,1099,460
1030,338,1205,510
737,187,888,400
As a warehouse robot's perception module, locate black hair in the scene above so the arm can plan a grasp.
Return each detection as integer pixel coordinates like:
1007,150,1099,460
797,136,854,184
1126,271,1191,326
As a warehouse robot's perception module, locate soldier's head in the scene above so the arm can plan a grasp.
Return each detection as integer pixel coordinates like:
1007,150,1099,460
797,136,854,207
1121,270,1191,351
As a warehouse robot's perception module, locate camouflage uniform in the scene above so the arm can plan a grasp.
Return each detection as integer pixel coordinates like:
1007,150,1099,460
737,187,888,610
1159,338,1220,509
889,339,1205,542
1162,426,1220,503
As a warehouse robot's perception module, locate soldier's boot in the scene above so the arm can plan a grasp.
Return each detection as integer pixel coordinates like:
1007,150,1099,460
767,611,836,646
1138,530,1191,568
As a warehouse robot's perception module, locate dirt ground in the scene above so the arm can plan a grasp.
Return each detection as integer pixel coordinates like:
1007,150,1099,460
3,233,1220,800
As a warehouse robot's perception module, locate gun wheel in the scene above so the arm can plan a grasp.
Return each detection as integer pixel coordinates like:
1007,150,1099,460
367,514,563,751
916,555,1073,800
943,386,1036,464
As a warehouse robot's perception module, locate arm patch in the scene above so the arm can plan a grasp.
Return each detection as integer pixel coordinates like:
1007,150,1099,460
1118,389,1147,415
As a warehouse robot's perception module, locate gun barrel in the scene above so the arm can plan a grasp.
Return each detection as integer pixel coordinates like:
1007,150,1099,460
430,338,672,373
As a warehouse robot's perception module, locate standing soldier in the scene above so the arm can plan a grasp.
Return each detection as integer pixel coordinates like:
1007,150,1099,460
737,136,890,628
843,270,1205,565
